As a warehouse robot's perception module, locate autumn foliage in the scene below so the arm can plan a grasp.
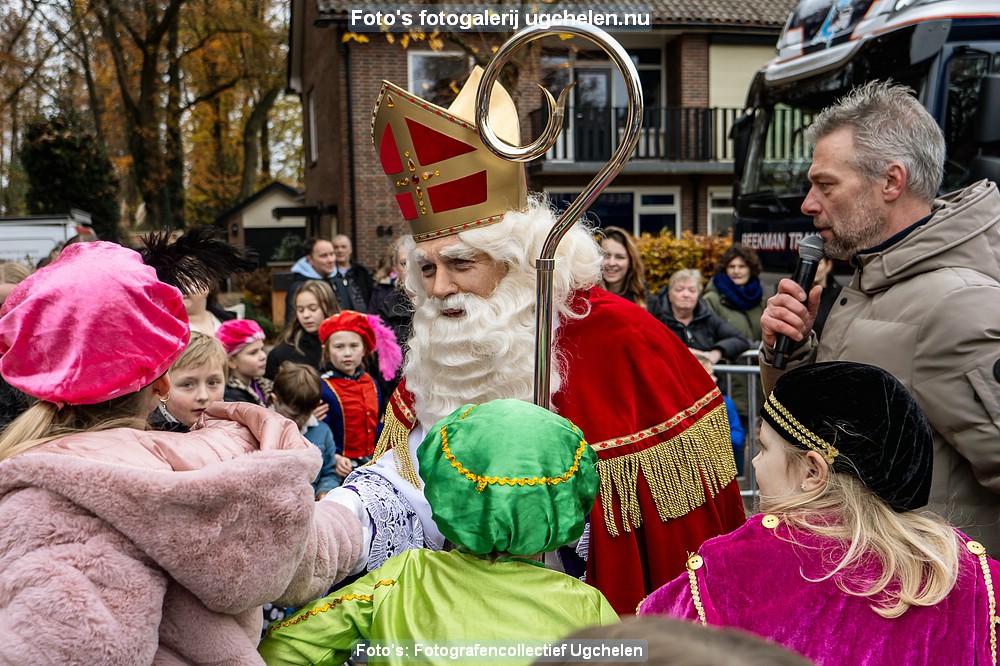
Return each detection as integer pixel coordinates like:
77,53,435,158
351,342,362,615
637,230,733,292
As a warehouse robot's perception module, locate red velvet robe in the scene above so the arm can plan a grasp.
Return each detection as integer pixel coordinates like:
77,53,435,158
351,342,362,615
378,288,746,613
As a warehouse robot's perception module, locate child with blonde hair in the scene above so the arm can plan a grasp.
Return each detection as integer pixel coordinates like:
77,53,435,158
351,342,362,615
0,236,361,662
640,361,1000,665
150,331,228,432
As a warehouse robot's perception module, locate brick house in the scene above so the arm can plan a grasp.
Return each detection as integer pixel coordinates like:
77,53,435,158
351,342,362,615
287,0,796,265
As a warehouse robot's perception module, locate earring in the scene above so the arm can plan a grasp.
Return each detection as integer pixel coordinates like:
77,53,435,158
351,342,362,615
800,482,807,491
159,393,170,405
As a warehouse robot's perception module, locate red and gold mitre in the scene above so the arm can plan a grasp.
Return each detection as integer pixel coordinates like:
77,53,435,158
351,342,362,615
371,67,528,242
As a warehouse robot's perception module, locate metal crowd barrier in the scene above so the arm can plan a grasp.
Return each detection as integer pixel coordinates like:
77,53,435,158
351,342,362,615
714,349,762,507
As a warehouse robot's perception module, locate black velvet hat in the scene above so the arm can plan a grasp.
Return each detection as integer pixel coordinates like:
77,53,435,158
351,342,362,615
759,361,932,512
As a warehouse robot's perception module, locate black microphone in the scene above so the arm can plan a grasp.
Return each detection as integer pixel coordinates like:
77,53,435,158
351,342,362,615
772,235,825,369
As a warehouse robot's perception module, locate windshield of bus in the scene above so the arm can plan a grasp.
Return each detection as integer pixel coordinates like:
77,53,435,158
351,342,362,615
739,35,1000,206
738,25,934,206
941,47,1000,190
739,102,817,202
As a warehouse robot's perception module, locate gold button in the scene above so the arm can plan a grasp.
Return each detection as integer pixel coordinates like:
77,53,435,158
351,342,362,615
761,514,780,529
686,554,704,571
966,541,986,556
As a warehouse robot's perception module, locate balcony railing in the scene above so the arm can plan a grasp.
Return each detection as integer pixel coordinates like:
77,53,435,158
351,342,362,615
528,106,744,163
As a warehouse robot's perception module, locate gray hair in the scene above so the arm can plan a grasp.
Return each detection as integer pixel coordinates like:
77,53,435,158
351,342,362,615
668,268,703,291
806,81,944,203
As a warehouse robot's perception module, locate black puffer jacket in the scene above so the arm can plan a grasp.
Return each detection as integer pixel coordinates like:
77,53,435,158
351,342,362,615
650,295,751,361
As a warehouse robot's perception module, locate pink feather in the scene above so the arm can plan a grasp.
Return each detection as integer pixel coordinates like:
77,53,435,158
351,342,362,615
365,313,403,381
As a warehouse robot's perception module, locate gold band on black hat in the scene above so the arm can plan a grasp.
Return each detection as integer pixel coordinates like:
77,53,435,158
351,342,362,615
764,393,839,464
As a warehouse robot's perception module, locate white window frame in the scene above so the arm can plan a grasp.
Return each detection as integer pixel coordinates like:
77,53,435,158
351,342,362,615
706,186,734,235
542,186,682,238
634,186,682,237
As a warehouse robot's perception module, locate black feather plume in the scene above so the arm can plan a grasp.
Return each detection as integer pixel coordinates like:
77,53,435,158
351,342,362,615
139,226,259,294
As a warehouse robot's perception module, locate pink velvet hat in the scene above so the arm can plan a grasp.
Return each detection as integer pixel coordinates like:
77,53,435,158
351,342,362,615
0,241,189,406
215,318,265,355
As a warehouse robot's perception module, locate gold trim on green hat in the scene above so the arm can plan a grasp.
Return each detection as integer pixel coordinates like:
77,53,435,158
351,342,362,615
438,405,589,492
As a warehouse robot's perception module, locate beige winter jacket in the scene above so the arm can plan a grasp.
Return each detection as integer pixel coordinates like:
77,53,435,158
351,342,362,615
761,179,1000,551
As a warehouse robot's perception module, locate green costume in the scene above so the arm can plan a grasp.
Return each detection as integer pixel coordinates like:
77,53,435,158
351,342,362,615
258,548,617,665
260,400,619,665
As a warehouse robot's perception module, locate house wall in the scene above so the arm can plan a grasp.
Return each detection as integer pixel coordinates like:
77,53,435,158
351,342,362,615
343,39,410,267
709,44,777,108
300,3,349,247
299,15,782,263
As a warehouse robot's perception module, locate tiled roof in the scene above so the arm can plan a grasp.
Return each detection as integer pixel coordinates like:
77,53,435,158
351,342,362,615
645,0,797,26
319,0,798,29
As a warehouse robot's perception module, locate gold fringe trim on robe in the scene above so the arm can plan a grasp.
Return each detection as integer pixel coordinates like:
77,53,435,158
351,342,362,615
597,403,736,537
368,406,422,489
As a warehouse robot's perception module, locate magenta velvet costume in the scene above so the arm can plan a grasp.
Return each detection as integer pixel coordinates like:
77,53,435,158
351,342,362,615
640,514,1000,665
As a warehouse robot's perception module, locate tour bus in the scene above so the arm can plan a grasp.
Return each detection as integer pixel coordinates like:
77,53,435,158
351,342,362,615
731,0,1000,270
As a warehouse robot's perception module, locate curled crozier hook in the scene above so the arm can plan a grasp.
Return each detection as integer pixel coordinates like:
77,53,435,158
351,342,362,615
475,78,573,162
475,22,645,409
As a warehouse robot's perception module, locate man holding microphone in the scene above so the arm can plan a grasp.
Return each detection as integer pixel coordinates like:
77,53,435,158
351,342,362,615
759,81,1000,552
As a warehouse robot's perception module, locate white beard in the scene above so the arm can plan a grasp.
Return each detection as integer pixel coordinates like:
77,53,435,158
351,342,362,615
404,273,562,428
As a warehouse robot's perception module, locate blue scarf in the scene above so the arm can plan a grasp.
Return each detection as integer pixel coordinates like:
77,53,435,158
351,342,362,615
713,273,763,311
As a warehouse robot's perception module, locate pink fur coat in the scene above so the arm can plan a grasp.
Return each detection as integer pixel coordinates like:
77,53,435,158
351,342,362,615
0,401,362,664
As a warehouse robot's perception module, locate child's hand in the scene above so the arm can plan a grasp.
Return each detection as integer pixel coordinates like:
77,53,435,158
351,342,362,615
335,454,354,478
315,491,328,501
313,402,329,421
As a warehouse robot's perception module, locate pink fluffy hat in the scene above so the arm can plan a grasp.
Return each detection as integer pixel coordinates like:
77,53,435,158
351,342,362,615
0,230,256,406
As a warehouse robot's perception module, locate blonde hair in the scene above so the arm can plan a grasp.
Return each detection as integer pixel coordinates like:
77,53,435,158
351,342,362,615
170,332,227,376
372,240,400,283
760,443,961,618
0,390,153,462
0,260,32,285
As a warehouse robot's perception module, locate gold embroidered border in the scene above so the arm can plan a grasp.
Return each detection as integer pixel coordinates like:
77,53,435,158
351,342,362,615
439,412,588,492
635,595,648,617
266,580,397,636
393,390,415,426
597,403,736,537
413,215,506,242
591,388,721,451
973,545,998,666
764,394,839,463
687,566,707,626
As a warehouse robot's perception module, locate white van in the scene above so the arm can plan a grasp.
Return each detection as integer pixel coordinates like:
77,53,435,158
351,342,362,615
0,209,95,266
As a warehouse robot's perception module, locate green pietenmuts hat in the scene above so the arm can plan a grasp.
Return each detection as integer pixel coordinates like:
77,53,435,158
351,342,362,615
418,399,599,556
759,361,933,512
